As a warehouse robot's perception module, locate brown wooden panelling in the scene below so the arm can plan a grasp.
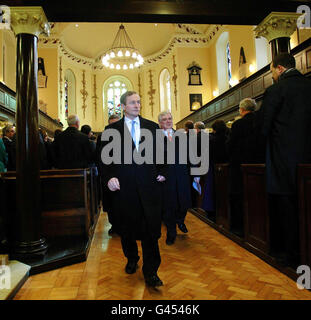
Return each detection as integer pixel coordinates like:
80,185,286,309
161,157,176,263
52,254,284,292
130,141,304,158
295,53,304,73
214,164,230,230
242,165,269,254
306,48,311,71
252,78,264,97
241,84,252,99
1,169,99,240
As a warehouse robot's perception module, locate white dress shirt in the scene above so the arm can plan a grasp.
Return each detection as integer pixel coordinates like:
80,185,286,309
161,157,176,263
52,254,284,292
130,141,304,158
125,116,140,150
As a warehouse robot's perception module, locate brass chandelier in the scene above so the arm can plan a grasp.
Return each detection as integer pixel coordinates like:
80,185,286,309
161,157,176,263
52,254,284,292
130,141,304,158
102,24,144,70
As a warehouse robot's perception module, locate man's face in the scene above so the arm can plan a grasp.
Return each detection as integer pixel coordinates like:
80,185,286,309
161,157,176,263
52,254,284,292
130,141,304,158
159,114,173,130
6,127,15,139
123,94,141,120
270,63,285,82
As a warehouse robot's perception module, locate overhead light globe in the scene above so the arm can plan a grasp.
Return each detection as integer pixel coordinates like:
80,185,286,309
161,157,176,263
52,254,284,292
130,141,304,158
102,24,144,70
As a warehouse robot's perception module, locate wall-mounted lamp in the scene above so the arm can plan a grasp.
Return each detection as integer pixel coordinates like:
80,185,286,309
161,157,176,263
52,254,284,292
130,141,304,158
249,64,256,73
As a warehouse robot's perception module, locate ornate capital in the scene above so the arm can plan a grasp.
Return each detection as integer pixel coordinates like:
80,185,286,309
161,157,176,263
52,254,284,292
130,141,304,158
10,6,50,37
254,12,302,42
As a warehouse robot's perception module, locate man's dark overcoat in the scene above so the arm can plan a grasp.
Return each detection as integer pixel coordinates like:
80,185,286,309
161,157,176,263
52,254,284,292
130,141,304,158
261,69,311,194
100,116,166,240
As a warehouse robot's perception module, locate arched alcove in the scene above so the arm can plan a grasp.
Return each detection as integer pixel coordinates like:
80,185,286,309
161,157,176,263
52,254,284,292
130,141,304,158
255,37,272,71
103,75,133,118
159,68,172,112
64,69,76,118
216,32,230,94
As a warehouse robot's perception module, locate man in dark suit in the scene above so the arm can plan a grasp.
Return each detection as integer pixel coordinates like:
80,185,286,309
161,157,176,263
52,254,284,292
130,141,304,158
99,91,166,287
227,97,265,236
2,125,16,171
158,111,191,245
260,52,311,268
96,114,121,235
53,114,93,169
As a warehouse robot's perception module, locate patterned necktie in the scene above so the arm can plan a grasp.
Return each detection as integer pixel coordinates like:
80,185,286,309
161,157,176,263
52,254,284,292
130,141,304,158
131,120,137,148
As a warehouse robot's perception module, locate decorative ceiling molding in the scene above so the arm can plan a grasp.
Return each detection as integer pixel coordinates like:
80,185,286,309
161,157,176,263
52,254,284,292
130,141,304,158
176,24,202,35
39,24,223,70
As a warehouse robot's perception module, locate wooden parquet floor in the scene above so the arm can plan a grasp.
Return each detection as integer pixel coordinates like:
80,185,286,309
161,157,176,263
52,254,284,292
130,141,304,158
14,211,311,300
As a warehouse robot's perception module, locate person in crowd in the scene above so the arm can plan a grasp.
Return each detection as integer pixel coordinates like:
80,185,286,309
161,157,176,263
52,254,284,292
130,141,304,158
200,120,230,219
38,128,50,169
158,111,191,245
184,120,194,133
260,52,311,268
227,97,264,237
0,138,7,173
2,125,16,171
54,129,62,139
210,120,230,164
96,114,121,235
99,91,166,287
53,114,93,169
81,124,96,165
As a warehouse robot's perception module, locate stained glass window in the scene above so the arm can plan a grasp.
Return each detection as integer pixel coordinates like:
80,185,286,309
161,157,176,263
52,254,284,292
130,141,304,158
226,42,232,87
64,79,69,119
106,80,128,117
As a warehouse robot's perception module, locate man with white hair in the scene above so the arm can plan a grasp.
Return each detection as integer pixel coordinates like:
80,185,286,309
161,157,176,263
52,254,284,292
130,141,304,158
53,114,93,169
158,111,191,245
227,98,265,237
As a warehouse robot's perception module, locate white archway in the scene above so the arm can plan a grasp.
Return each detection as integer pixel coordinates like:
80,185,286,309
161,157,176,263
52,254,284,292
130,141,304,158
255,37,272,71
216,32,230,94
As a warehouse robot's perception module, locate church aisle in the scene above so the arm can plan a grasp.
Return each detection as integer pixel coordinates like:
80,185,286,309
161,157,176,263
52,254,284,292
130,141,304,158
14,211,311,300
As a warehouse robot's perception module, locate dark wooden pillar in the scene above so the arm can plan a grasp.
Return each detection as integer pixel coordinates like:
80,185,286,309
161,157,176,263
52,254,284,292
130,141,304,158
14,33,47,256
270,37,291,58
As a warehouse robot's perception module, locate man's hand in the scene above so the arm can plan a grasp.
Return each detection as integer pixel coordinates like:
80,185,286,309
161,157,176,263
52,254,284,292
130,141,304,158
108,177,120,191
156,175,166,182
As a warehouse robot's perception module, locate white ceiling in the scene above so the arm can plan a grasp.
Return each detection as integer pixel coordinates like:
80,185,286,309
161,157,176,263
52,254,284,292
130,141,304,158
52,22,211,60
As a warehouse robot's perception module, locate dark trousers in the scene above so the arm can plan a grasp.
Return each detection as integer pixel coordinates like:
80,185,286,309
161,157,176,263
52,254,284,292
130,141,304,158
163,208,187,238
269,194,300,263
121,236,161,278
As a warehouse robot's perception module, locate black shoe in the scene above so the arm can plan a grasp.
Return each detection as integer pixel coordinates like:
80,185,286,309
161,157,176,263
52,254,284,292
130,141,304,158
166,236,176,245
145,274,163,287
125,260,138,274
178,223,188,233
108,227,115,235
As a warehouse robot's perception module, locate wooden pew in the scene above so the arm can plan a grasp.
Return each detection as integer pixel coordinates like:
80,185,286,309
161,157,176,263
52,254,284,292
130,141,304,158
214,164,230,231
1,169,94,240
241,164,270,254
298,165,311,266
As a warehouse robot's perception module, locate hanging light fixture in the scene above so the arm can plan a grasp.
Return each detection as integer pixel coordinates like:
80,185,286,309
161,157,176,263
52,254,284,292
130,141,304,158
102,24,144,70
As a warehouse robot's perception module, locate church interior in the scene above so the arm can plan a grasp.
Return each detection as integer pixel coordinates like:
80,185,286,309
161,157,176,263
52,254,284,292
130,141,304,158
1,0,311,301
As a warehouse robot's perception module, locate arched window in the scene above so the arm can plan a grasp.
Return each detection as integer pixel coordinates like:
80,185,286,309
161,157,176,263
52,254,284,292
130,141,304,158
159,68,172,112
216,32,230,94
103,75,133,118
64,69,76,118
226,42,232,87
